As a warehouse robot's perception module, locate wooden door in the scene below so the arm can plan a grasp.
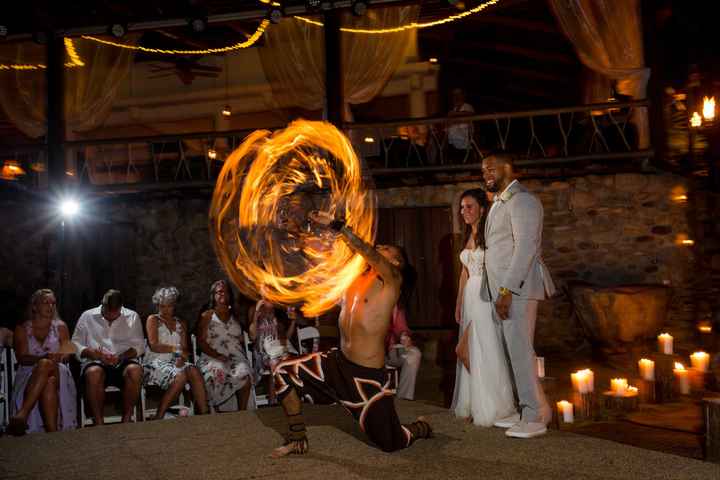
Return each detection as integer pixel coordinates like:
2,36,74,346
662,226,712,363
376,207,457,329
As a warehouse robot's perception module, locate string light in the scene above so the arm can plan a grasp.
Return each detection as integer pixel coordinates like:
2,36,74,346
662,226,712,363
295,0,501,34
81,19,269,55
0,38,84,70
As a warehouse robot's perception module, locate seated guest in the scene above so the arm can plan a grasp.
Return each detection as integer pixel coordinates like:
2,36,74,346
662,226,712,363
385,304,422,401
8,289,77,435
197,280,254,411
144,286,209,418
0,327,12,347
72,289,144,425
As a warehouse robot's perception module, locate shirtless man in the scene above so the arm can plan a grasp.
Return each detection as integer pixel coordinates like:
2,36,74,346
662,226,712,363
271,210,432,457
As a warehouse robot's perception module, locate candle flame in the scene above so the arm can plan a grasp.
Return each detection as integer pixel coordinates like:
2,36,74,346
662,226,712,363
674,362,685,371
699,325,712,333
703,96,715,121
690,111,702,127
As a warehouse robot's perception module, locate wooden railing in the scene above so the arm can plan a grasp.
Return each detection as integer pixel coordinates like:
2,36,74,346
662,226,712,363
0,100,652,192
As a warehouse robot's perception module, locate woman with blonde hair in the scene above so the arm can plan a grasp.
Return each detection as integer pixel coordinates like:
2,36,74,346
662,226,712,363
8,289,77,435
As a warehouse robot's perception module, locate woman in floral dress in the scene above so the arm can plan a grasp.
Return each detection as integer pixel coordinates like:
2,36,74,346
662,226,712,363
196,280,254,410
144,286,209,418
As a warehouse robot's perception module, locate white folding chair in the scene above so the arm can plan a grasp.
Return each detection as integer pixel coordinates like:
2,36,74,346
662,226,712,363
79,361,143,427
297,326,320,355
244,331,269,407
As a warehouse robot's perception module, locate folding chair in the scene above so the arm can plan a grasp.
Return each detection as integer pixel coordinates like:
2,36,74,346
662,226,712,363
79,360,144,427
244,332,269,407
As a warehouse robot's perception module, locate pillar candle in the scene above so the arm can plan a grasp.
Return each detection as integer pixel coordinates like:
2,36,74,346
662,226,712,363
557,400,574,423
638,358,655,381
610,378,628,397
690,352,710,372
657,333,673,355
571,371,589,393
536,357,545,378
673,362,690,394
580,369,594,392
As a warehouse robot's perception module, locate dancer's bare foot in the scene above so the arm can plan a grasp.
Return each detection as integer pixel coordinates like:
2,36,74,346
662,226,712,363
271,438,309,458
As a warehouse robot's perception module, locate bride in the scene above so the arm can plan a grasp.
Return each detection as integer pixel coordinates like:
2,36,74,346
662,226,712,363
451,188,516,426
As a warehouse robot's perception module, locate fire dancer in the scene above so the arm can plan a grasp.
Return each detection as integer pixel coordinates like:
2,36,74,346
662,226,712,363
270,210,432,457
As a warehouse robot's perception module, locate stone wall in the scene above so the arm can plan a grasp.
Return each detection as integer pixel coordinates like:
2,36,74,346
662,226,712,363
376,173,698,353
0,172,707,353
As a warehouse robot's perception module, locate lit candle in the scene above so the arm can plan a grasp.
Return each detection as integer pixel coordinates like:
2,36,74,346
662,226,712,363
571,371,588,393
581,369,594,392
690,352,710,372
657,333,673,355
638,358,655,381
698,322,712,334
610,378,628,397
627,386,639,396
673,362,690,394
536,357,545,378
557,400,574,423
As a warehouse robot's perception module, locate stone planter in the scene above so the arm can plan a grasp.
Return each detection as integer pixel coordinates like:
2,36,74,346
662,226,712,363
567,282,672,366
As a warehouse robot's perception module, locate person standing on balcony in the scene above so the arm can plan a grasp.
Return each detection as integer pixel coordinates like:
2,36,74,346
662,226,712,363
447,88,475,163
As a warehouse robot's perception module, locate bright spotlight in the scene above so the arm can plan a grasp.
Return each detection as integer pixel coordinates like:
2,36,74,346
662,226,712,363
59,199,80,218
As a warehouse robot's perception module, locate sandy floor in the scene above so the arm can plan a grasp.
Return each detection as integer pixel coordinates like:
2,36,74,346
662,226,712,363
1,401,718,480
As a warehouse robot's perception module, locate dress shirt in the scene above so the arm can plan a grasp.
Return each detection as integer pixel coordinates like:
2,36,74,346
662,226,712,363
72,305,145,368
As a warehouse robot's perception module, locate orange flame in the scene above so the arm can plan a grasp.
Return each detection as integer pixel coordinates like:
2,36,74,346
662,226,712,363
703,96,715,121
210,120,375,317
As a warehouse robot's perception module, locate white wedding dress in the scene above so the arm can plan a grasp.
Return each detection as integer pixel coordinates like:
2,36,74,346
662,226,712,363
451,248,516,426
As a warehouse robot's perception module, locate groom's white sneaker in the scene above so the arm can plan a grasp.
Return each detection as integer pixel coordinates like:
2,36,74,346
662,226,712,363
505,421,547,439
493,413,521,429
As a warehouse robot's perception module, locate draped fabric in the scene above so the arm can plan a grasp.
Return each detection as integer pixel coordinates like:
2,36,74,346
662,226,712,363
0,35,137,139
259,6,419,120
549,0,651,148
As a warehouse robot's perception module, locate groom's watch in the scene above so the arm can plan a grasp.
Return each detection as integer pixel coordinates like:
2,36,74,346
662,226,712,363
498,287,511,297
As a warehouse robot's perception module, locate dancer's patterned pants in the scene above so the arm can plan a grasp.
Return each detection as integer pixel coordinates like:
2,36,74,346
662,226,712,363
273,348,430,452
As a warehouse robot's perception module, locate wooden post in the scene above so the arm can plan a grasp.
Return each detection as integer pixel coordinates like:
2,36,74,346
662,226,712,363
47,32,66,187
651,353,675,403
703,397,720,463
324,9,343,127
603,392,639,417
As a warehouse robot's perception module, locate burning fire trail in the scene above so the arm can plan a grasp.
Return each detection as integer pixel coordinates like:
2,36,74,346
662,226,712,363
210,120,376,316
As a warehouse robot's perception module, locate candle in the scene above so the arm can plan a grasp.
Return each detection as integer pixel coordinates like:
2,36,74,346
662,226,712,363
699,325,712,333
627,386,639,396
610,378,628,397
557,400,574,423
690,351,710,372
658,333,673,355
536,357,545,378
580,369,594,392
673,362,690,394
571,371,588,393
638,358,655,381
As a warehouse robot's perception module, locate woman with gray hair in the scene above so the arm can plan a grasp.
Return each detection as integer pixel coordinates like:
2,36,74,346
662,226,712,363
144,286,209,418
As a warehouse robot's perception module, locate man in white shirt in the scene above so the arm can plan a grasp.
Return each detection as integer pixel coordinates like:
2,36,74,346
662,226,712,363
72,289,145,425
447,88,475,163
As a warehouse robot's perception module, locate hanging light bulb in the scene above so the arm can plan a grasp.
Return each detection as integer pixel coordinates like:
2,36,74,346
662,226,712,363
221,105,232,117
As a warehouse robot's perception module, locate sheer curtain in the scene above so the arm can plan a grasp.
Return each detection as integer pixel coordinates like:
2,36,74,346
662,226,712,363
0,36,137,139
549,0,651,148
259,5,419,120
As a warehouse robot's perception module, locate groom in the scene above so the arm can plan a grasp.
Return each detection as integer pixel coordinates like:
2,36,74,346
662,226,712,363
481,153,556,439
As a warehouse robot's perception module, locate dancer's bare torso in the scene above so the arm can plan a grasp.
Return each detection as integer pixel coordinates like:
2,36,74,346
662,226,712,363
339,270,397,369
